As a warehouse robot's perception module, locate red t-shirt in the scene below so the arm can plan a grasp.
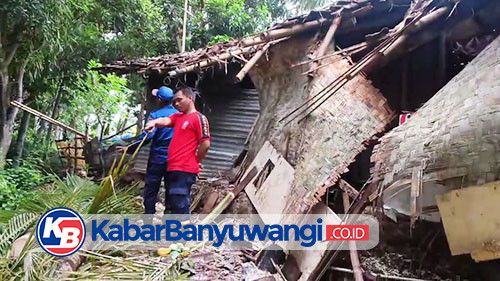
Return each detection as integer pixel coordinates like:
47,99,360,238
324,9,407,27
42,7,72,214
167,112,210,174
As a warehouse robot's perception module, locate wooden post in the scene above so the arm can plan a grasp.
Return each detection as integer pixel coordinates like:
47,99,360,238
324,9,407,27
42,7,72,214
74,136,78,174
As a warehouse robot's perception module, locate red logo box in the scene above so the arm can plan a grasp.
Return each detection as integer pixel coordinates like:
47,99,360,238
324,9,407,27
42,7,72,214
326,225,369,241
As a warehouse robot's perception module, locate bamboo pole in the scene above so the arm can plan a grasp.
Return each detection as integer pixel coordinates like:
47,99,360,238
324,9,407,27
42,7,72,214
168,19,328,78
281,11,427,124
292,42,369,67
10,100,86,137
240,17,329,47
310,15,343,74
239,3,371,48
234,36,289,82
234,42,271,82
384,7,449,56
343,192,364,281
168,45,259,77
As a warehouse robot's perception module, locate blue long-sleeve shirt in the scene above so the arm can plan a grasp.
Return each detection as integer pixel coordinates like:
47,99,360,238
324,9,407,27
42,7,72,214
129,105,178,164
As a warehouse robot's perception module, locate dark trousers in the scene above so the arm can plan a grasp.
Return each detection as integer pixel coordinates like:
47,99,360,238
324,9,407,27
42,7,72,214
164,171,197,214
143,162,168,214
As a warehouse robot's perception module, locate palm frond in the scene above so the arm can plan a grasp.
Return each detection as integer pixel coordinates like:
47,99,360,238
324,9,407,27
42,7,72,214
88,136,148,214
0,214,38,256
17,175,100,214
97,185,142,214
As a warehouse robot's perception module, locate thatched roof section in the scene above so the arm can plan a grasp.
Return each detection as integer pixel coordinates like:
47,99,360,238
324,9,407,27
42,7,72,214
97,0,414,76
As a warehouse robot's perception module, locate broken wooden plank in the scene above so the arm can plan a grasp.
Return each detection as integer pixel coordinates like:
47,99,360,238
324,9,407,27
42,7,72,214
471,249,500,263
243,141,295,225
289,202,341,281
436,181,500,261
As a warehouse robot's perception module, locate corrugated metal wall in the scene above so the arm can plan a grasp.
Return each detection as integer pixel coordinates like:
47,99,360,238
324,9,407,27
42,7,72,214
201,88,260,177
131,88,260,178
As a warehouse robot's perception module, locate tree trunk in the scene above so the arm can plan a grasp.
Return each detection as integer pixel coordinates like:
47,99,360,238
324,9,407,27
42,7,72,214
0,24,20,168
1,57,29,165
0,71,9,168
45,81,64,143
11,110,31,167
37,117,46,136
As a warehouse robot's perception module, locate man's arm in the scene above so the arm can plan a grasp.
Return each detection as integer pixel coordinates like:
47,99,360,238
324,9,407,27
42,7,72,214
144,117,172,133
197,140,210,163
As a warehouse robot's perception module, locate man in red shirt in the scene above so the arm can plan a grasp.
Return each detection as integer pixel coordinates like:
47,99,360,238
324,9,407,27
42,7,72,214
145,87,210,214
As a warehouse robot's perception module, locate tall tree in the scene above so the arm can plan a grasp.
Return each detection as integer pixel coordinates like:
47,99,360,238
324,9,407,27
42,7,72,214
0,0,77,168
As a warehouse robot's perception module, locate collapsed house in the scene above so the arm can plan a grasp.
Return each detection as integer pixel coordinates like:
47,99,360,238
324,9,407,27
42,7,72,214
99,0,500,279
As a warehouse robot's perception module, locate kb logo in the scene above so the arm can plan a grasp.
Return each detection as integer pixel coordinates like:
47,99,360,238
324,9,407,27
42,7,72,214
36,207,86,257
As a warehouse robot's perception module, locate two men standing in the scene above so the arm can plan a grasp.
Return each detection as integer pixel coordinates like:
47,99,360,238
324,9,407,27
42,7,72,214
130,86,210,214
145,87,210,214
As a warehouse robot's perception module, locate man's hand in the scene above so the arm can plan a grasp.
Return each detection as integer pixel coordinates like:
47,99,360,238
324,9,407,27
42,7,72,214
144,120,157,133
196,140,210,164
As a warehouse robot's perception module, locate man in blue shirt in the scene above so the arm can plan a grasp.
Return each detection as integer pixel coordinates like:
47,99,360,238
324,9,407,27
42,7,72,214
125,86,178,214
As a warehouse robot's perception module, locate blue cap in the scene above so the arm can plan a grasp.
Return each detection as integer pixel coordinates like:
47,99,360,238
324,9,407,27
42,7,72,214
153,86,174,102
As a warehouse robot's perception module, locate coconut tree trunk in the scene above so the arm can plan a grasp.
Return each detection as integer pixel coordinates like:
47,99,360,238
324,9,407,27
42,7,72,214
11,110,31,167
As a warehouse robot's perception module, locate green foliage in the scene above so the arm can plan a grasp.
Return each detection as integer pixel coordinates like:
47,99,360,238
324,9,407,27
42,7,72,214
290,0,331,11
0,145,147,280
190,0,272,49
0,164,52,191
66,60,133,136
14,175,101,215
0,162,54,211
208,34,233,45
0,178,36,212
21,128,61,170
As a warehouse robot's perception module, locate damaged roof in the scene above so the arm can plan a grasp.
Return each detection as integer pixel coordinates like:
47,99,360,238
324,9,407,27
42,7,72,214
97,0,414,76
98,0,499,78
